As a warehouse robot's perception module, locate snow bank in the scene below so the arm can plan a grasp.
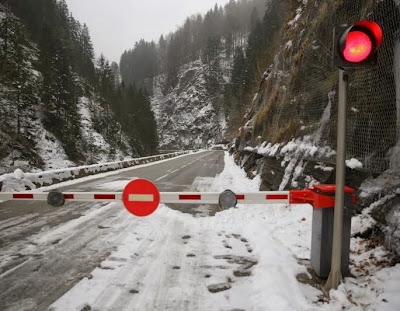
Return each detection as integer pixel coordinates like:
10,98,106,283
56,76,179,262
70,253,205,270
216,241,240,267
253,137,336,161
198,154,399,310
346,158,363,169
0,151,190,192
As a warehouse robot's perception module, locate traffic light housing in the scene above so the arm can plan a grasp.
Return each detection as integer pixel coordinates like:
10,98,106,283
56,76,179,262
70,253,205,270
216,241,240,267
333,20,382,69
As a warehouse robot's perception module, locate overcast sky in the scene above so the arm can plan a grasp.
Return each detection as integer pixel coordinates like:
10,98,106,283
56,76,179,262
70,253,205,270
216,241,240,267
65,0,231,64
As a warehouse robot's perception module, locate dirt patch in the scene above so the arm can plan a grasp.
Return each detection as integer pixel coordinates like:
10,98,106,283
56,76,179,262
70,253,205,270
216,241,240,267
245,244,253,253
207,283,231,293
99,266,114,270
222,241,232,249
233,269,252,277
295,259,327,292
215,255,258,278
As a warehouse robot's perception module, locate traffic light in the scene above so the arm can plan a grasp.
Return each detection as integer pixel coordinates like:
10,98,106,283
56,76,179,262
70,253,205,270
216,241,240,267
333,20,382,69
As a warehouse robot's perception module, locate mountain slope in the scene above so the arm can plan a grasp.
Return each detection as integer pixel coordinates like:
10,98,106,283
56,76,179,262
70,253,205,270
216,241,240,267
0,1,157,174
120,0,269,149
152,60,228,149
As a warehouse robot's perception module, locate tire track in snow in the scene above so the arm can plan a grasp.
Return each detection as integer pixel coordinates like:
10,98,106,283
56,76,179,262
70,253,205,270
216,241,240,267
0,203,152,311
50,209,232,311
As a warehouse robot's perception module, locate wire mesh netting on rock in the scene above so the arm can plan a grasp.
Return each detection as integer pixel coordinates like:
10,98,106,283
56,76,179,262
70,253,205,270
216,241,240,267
252,0,400,174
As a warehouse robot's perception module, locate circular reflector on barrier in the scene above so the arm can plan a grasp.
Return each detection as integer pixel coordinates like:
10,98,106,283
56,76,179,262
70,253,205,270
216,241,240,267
47,189,65,207
219,189,237,208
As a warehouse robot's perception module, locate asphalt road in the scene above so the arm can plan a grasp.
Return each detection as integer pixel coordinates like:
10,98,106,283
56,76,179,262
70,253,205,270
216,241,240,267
0,150,224,311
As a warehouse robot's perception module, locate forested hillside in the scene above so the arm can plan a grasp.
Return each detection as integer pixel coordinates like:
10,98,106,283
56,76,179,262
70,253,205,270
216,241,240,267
119,0,271,148
0,0,157,174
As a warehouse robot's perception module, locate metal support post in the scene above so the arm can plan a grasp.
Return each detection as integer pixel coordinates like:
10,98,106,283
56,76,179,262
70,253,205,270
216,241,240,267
325,69,348,291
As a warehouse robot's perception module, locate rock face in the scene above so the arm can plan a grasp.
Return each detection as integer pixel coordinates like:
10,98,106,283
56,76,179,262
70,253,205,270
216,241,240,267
385,199,400,262
233,146,400,262
231,1,400,262
151,60,227,150
358,174,400,261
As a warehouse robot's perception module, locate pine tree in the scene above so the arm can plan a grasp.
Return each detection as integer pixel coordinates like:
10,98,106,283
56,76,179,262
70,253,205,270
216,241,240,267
0,6,40,136
158,34,167,73
250,7,260,31
231,47,246,100
81,23,95,81
119,39,158,92
111,62,121,87
165,35,180,91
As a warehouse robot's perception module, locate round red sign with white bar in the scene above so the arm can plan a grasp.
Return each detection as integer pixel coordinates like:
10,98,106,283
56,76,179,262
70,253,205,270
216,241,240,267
122,179,160,217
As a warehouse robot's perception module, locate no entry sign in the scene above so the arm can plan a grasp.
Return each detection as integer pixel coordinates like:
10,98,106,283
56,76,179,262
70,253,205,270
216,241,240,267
122,179,160,217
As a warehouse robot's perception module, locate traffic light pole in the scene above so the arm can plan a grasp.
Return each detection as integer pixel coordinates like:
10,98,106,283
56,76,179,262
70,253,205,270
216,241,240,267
325,69,348,291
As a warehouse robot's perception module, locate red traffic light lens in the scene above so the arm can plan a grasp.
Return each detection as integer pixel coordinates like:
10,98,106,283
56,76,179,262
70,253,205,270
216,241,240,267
355,20,383,49
343,31,372,63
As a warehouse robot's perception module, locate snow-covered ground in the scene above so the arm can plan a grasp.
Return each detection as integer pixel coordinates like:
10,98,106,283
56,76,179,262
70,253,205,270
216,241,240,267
35,125,76,170
32,152,398,310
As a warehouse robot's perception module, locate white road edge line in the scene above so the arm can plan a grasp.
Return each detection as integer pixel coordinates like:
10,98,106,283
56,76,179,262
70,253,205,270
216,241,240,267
154,152,213,182
35,151,210,192
155,174,169,181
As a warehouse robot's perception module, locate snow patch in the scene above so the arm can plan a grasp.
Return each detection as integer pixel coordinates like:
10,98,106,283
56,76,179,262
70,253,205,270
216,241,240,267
346,158,363,169
279,157,298,190
35,125,76,170
314,164,334,172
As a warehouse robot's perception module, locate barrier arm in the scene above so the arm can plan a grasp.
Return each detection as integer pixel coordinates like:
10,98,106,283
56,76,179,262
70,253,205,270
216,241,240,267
0,181,356,281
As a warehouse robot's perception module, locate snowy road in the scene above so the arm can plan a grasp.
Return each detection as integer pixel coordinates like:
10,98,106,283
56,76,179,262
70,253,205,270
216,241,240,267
1,151,399,311
0,151,225,310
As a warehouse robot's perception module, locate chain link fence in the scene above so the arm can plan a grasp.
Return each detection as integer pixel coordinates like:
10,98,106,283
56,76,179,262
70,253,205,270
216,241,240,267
252,0,400,174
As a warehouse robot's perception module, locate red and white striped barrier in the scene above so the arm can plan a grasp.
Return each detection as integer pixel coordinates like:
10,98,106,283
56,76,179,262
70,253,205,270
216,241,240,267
160,192,289,204
0,191,290,204
0,192,121,202
0,179,355,217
